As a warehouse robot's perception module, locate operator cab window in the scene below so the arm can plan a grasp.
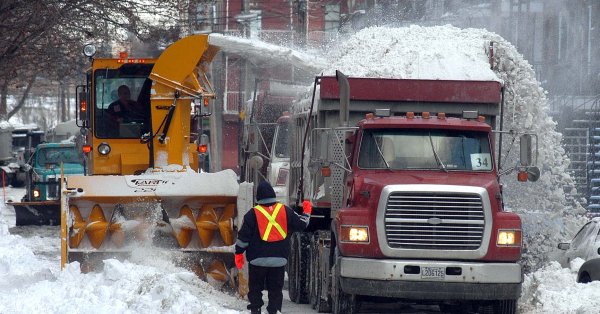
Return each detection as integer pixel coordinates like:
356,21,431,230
94,64,153,139
358,129,493,171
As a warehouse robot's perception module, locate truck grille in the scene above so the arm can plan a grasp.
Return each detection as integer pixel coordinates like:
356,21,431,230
384,191,485,250
47,178,59,200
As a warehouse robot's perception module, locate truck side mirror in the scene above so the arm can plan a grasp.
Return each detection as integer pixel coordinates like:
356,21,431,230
519,134,532,167
517,134,539,182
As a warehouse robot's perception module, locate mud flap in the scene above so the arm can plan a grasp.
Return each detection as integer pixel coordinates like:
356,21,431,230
12,201,61,226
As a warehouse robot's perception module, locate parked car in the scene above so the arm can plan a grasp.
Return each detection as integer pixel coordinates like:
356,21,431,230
558,217,600,283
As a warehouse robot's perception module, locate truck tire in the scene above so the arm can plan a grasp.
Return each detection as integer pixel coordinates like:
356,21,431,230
310,233,331,312
331,248,357,314
288,232,310,304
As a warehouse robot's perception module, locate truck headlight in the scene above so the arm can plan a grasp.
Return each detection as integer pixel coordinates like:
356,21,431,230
33,188,41,199
341,225,369,243
497,229,522,247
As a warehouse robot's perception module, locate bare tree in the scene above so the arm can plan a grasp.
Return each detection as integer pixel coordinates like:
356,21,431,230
0,0,187,121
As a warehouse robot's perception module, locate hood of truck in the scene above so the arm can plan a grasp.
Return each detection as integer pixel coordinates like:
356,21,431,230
354,169,497,190
35,163,84,177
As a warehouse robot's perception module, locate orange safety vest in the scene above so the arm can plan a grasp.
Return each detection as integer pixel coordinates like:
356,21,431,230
254,203,288,242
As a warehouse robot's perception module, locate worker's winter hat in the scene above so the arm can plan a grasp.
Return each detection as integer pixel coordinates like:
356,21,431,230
256,181,277,204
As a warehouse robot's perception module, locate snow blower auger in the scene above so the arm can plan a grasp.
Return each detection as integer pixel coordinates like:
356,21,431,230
60,34,251,296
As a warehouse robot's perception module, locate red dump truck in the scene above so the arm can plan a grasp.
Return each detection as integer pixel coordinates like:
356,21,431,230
285,71,538,314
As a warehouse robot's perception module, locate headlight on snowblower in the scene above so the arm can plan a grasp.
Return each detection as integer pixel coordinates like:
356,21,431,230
497,229,522,247
340,225,370,243
98,142,111,155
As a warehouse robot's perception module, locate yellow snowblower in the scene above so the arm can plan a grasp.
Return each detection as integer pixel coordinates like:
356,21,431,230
61,34,248,295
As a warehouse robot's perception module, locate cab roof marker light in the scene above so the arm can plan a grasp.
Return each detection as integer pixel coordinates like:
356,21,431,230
463,111,478,119
437,112,446,120
375,109,391,117
422,112,430,119
406,112,415,119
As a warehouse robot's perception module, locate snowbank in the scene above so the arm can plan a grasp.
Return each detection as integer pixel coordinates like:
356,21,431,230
520,259,600,313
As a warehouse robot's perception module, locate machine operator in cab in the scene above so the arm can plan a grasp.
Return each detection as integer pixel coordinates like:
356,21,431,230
107,85,145,124
235,181,312,314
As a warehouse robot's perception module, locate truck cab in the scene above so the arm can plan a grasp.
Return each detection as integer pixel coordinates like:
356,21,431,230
26,142,84,202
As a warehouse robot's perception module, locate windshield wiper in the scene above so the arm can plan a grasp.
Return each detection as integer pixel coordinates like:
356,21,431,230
428,132,448,172
371,133,391,170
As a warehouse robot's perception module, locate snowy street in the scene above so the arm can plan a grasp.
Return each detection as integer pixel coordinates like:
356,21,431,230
1,185,600,314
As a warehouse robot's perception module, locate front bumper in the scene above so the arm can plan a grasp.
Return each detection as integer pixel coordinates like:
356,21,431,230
340,257,522,300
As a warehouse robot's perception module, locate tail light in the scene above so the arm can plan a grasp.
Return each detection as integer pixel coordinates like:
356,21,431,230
198,144,208,154
82,145,92,154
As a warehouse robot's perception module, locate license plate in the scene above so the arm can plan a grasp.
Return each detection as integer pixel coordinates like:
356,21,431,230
421,266,445,280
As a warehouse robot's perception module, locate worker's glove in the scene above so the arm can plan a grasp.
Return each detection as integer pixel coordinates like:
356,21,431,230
235,253,244,269
302,200,312,215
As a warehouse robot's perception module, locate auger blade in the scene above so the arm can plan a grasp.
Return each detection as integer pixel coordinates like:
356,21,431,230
206,260,229,288
69,205,86,248
86,205,108,249
218,204,236,245
171,205,196,248
196,205,218,247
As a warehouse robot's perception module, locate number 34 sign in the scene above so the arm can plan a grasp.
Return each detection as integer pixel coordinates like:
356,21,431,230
470,153,491,170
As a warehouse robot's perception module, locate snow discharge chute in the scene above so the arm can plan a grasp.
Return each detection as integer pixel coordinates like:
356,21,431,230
60,34,250,296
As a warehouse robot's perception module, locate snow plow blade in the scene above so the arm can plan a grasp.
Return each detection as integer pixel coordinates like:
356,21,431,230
11,201,61,226
60,170,250,295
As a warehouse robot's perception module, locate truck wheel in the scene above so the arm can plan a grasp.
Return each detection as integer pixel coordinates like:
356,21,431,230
578,272,591,283
331,248,357,314
310,233,331,312
288,232,310,304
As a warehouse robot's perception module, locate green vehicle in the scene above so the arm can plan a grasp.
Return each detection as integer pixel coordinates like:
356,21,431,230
12,142,84,225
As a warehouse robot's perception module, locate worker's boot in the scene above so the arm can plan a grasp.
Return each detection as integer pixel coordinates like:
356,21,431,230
249,309,261,314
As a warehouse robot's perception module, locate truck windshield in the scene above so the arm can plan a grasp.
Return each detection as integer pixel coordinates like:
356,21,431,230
37,147,82,166
358,129,492,171
93,65,153,139
273,121,290,158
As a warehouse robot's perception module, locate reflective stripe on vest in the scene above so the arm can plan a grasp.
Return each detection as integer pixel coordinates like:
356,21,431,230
254,203,287,242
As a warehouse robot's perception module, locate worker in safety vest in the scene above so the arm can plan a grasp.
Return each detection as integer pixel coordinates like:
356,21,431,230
235,181,311,314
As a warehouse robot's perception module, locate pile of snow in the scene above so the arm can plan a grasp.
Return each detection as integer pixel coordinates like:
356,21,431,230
520,258,600,313
322,25,585,270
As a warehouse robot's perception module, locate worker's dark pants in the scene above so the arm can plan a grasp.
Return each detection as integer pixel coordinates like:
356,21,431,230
247,264,285,313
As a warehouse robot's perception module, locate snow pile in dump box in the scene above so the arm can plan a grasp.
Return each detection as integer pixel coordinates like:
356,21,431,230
325,25,499,81
323,25,584,271
519,258,600,313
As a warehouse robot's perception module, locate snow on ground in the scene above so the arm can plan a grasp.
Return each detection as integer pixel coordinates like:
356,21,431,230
0,188,246,314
